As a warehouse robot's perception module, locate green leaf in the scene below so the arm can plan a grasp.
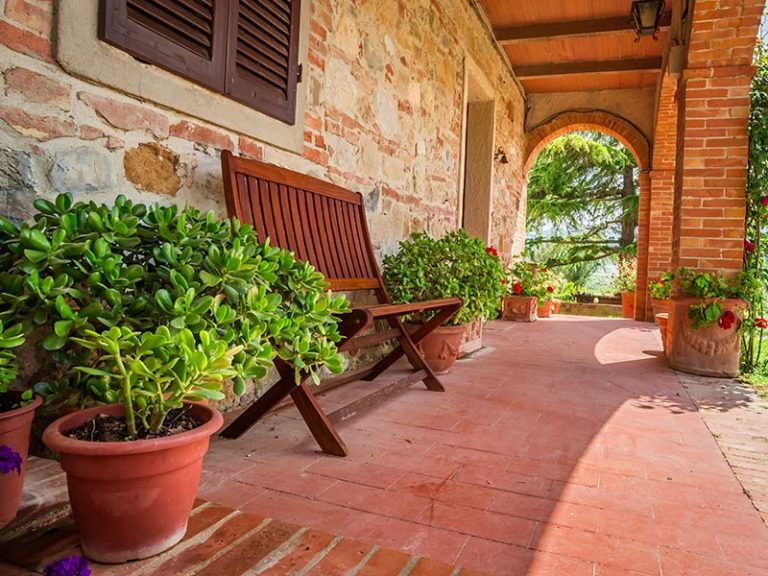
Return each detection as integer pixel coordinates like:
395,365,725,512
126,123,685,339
41,332,67,351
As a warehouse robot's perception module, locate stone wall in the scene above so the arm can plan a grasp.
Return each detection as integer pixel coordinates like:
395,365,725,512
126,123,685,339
0,0,527,259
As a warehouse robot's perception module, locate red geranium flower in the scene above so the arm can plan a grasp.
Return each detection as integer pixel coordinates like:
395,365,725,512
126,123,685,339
745,239,756,254
546,285,554,293
485,246,498,257
755,317,768,329
717,310,736,330
513,281,522,294
761,196,768,206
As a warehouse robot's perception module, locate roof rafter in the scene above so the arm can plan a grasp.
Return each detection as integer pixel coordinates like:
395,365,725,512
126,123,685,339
494,12,672,44
514,57,663,78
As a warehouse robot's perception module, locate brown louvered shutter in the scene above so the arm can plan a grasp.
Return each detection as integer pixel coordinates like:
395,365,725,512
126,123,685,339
225,0,301,124
99,0,229,91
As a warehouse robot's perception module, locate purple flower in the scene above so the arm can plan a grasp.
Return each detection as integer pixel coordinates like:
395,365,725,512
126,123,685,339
43,555,91,576
0,444,22,476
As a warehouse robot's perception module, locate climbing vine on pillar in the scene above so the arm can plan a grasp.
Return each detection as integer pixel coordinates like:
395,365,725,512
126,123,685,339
742,41,768,373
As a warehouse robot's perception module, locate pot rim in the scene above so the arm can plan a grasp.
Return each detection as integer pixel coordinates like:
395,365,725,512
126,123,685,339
0,393,43,420
42,402,223,457
671,295,747,307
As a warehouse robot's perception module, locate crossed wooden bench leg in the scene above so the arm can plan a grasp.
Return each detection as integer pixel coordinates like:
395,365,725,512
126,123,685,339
364,300,463,390
220,309,372,457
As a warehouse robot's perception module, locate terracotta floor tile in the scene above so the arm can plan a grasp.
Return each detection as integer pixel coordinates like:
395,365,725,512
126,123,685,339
416,500,537,547
304,458,406,489
316,479,431,521
355,547,413,576
389,472,496,509
239,489,356,535
454,537,533,575
303,538,372,575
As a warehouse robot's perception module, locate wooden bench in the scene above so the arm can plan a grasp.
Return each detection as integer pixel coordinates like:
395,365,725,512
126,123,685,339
219,151,462,456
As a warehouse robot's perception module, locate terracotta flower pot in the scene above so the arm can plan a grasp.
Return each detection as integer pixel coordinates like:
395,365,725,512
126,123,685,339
410,324,465,374
620,291,635,319
537,300,553,318
0,393,43,529
650,298,669,317
655,312,669,355
42,402,223,563
666,296,746,377
501,295,537,322
458,318,485,358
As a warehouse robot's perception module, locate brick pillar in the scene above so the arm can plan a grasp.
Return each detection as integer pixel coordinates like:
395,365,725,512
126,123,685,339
672,0,764,277
646,168,675,315
635,170,651,320
674,71,751,274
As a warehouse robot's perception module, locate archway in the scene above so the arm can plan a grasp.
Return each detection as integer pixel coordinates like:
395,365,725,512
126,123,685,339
523,111,652,320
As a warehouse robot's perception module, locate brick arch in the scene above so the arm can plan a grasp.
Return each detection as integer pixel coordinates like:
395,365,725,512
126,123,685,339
524,111,651,175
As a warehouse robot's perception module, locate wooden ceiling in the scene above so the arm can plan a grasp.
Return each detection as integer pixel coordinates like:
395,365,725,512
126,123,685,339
478,0,671,93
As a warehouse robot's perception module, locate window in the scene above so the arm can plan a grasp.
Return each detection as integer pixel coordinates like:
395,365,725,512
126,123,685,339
98,0,301,125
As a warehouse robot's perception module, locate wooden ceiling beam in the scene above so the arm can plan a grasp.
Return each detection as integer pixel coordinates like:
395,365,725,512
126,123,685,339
514,57,663,78
495,12,672,44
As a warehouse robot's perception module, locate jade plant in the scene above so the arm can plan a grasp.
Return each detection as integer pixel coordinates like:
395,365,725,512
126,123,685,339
0,193,349,437
382,229,506,325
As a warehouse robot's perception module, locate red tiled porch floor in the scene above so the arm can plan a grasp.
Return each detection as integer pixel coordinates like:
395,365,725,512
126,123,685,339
199,316,768,575
3,316,768,575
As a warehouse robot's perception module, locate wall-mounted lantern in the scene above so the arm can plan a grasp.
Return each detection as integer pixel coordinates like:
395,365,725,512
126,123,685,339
630,0,665,41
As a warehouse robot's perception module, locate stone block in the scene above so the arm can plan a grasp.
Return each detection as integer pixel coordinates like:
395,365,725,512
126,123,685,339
78,92,170,139
0,148,36,221
48,146,114,194
3,68,70,110
124,142,181,196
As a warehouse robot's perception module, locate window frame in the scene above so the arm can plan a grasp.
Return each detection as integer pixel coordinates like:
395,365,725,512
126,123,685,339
56,0,309,152
98,0,301,125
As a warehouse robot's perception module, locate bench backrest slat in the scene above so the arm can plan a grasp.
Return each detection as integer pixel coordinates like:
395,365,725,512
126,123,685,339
222,151,383,293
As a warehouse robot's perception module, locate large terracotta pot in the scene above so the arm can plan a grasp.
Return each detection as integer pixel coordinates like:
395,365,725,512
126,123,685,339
42,402,223,563
621,291,636,319
412,324,465,374
0,393,42,529
458,318,485,358
501,295,537,322
537,300,553,318
666,296,746,377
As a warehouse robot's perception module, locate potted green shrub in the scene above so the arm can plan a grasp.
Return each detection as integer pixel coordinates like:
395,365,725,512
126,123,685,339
612,255,637,319
382,230,505,372
0,194,348,562
502,260,538,322
533,267,556,318
648,271,675,316
667,267,746,377
0,322,41,529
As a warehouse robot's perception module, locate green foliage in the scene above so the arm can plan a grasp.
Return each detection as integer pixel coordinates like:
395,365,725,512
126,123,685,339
610,255,637,294
678,268,743,330
506,261,536,297
742,39,768,373
0,193,349,435
648,272,676,300
526,131,638,268
0,320,23,393
382,230,505,325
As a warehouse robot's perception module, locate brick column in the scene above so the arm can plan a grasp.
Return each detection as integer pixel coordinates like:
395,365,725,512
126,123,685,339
674,70,751,274
635,170,652,320
672,0,764,277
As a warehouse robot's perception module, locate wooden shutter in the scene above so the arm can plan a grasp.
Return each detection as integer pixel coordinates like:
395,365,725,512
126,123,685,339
99,0,229,91
225,0,301,124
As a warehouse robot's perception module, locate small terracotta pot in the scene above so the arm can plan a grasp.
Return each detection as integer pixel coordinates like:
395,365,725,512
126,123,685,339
458,318,485,357
655,313,669,355
0,393,43,529
651,298,669,317
43,402,223,563
501,295,537,322
620,291,636,319
537,300,553,318
411,324,466,374
666,296,746,377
